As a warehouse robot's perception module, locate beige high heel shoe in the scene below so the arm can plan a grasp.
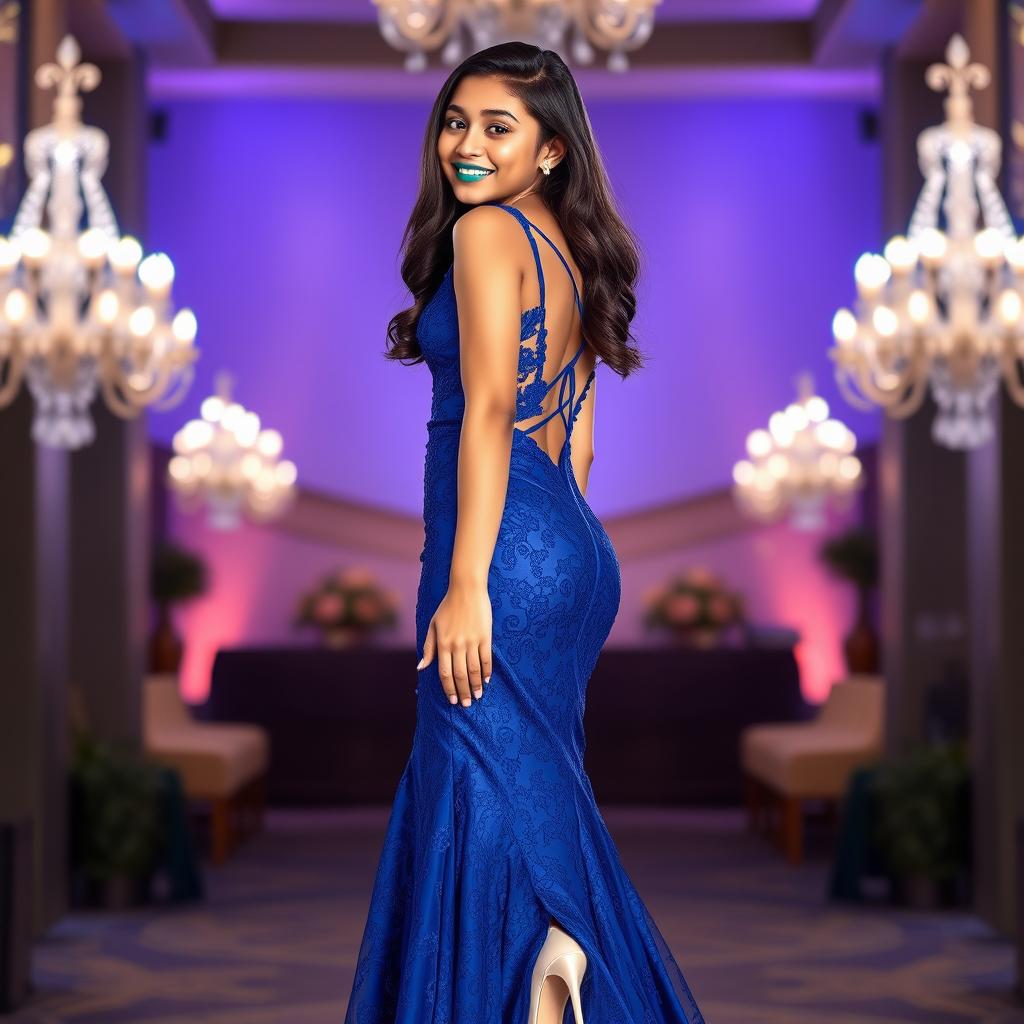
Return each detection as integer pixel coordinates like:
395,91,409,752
528,922,588,1024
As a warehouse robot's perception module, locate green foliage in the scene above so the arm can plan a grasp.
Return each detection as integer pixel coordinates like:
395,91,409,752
151,542,207,605
70,733,165,881
818,526,878,590
871,742,970,881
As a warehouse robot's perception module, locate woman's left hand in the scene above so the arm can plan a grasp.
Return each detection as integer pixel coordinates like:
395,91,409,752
417,580,493,706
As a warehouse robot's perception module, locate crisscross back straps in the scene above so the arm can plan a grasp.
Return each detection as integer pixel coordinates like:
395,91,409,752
482,200,594,446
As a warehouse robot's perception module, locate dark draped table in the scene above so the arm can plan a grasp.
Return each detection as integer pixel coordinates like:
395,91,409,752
200,645,808,806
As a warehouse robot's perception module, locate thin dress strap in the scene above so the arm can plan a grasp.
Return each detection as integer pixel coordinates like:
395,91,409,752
483,201,595,444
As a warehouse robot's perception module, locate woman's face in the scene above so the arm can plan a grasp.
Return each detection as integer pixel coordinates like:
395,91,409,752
438,74,560,205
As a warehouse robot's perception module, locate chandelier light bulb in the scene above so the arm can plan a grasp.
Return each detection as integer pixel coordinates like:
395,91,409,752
917,227,948,266
4,289,30,327
872,305,899,338
783,404,807,432
171,308,198,346
77,227,108,267
998,289,1022,327
108,235,144,273
128,305,155,337
93,289,119,326
832,308,858,346
19,227,51,266
277,461,298,487
805,395,829,422
240,452,262,479
839,455,862,481
0,237,20,272
907,289,932,326
201,394,225,422
974,227,1005,265
257,428,283,458
234,410,261,447
168,455,191,482
854,252,891,294
884,235,918,272
1005,237,1024,271
221,402,245,433
138,252,175,294
0,239,17,273
745,428,772,458
733,460,755,486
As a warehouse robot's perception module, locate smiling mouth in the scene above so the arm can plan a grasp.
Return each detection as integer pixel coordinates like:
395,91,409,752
453,163,495,181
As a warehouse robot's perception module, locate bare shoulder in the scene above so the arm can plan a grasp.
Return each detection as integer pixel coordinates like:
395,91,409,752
452,204,523,261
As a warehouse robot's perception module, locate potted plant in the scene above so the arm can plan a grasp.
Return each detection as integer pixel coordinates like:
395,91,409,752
69,731,166,909
870,742,971,909
293,566,399,648
819,526,879,674
149,542,208,673
642,567,745,648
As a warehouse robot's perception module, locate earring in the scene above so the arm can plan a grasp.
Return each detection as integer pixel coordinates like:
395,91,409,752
541,160,551,175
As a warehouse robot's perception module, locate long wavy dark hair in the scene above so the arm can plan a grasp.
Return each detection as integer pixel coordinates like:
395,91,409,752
385,41,645,377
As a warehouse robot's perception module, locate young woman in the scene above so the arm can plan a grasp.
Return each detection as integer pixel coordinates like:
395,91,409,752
344,41,706,1024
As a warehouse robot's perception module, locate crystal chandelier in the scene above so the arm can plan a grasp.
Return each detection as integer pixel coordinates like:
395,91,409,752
373,0,660,73
829,34,1024,450
732,374,863,531
168,372,298,530
0,35,198,449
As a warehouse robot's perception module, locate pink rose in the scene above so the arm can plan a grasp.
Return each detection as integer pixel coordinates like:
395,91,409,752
338,566,374,588
708,595,734,624
667,593,700,625
313,593,344,624
684,566,719,588
353,594,380,623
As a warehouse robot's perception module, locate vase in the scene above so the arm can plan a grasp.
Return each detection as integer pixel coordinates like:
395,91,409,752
844,587,879,674
323,626,366,649
148,602,182,673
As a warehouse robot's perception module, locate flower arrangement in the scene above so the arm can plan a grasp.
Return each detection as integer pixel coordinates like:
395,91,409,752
293,566,399,648
642,566,745,647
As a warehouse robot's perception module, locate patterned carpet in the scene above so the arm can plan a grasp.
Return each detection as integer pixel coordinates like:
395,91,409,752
10,807,1022,1023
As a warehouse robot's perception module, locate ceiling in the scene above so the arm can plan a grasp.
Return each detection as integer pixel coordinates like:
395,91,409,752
71,0,959,100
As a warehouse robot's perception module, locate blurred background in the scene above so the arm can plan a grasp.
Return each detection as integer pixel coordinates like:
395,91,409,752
0,0,1022,1020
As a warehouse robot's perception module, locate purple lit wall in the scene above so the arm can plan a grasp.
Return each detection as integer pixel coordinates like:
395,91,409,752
146,94,881,516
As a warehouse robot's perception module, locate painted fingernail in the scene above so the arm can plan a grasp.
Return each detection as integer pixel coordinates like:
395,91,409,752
449,694,458,705
473,688,483,699
484,675,491,683
416,659,424,669
461,698,471,707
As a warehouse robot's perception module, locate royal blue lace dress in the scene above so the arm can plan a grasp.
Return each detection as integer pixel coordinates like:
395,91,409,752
343,201,705,1024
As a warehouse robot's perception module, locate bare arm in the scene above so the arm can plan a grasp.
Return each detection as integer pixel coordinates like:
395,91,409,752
416,206,522,707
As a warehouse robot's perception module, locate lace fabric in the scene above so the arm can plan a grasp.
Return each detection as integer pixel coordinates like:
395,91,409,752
343,206,705,1023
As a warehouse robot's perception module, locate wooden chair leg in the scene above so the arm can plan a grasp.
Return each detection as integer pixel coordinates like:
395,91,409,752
210,796,232,865
781,796,803,865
